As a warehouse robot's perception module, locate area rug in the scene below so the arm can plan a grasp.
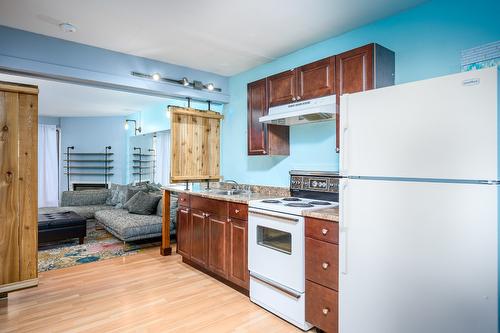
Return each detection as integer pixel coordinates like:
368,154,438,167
38,229,160,272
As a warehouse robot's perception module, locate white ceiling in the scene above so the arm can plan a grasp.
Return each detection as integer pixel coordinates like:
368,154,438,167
0,0,425,76
0,73,170,117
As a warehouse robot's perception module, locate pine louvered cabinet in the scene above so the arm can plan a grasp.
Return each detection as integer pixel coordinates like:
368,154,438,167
0,81,38,297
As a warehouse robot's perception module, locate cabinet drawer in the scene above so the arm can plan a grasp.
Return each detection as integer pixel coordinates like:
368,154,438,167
228,202,248,220
191,196,227,216
305,237,338,290
306,280,338,333
305,217,338,244
178,193,190,207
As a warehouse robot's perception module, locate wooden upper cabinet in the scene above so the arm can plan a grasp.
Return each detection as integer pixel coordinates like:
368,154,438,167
247,79,290,156
267,70,297,107
247,79,268,155
335,43,395,152
297,57,335,101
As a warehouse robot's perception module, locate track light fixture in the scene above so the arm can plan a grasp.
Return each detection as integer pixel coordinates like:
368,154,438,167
124,119,142,136
130,71,221,92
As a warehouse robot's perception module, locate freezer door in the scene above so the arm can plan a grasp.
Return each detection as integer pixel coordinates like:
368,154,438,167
339,178,498,333
340,67,499,180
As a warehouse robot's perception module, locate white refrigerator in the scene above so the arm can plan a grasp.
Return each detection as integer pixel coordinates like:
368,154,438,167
338,67,499,333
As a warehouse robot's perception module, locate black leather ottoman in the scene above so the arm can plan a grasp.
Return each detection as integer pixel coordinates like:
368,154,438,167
38,211,87,246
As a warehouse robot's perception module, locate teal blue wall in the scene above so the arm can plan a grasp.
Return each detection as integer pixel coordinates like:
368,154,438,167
221,0,500,186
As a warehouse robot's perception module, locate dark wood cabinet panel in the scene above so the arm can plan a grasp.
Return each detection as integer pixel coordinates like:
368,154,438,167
247,79,290,156
228,202,248,220
191,195,228,216
305,218,339,244
267,70,297,107
335,43,394,152
190,209,208,267
176,207,191,258
247,79,268,155
306,280,338,333
305,237,339,290
178,193,190,207
208,214,228,278
227,218,248,289
297,57,335,101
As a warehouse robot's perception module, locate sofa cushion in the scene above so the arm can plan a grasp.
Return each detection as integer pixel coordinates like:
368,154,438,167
126,185,148,202
39,205,110,220
128,192,162,215
61,189,111,207
123,190,144,210
95,209,162,241
108,184,128,208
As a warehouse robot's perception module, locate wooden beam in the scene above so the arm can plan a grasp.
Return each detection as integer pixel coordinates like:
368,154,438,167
169,106,224,120
160,190,172,256
0,81,39,95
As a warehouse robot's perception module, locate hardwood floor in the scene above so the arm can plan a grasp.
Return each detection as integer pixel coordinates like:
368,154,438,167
0,248,302,333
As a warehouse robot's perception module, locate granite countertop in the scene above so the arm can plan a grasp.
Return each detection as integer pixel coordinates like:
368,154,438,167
303,207,339,222
162,185,282,204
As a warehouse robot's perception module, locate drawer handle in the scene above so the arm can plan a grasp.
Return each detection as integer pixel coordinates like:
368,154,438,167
235,209,240,214
322,307,330,315
321,228,328,235
322,262,329,270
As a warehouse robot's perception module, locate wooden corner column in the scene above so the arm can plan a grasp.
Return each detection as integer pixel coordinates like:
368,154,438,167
160,189,172,256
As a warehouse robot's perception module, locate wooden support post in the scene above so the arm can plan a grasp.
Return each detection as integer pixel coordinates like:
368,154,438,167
160,190,172,256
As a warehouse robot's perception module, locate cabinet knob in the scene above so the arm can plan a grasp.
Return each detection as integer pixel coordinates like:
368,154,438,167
227,218,232,223
321,228,328,235
297,96,301,100
235,209,240,214
322,262,329,270
292,97,296,101
322,308,330,315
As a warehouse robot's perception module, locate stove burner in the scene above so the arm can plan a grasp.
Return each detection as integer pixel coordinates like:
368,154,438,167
262,199,281,204
285,202,314,208
282,197,302,202
309,201,332,206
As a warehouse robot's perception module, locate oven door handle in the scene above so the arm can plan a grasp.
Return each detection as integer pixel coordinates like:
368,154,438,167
248,209,300,222
250,272,301,299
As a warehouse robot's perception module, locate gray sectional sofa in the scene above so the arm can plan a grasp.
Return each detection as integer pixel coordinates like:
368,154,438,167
39,187,177,243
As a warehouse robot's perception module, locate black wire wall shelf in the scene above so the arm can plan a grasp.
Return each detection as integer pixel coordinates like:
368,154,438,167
65,146,113,190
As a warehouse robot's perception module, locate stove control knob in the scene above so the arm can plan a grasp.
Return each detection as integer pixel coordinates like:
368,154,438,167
321,228,328,235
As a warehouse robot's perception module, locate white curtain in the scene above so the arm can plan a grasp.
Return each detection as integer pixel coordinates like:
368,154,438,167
38,124,59,207
155,131,171,186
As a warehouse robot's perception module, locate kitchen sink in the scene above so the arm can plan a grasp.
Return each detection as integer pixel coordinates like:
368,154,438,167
210,189,249,196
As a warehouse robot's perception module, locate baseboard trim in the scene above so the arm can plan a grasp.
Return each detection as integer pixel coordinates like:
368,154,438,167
0,278,38,294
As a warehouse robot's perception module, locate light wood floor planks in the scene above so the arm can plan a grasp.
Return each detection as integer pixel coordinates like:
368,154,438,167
0,248,302,333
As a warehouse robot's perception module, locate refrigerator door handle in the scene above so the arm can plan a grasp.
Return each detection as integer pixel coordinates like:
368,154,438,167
339,178,348,275
339,94,349,175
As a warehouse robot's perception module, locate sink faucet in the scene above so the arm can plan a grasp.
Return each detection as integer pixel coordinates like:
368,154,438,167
224,180,240,190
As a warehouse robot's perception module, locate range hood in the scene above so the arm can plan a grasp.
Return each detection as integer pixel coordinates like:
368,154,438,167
259,94,336,126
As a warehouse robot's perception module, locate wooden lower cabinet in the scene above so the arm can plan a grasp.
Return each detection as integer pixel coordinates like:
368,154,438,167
176,207,191,258
227,218,248,289
208,214,228,277
176,195,249,291
306,280,338,333
305,217,339,332
190,209,209,267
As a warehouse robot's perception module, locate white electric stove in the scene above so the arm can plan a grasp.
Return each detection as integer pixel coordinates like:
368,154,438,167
248,171,340,331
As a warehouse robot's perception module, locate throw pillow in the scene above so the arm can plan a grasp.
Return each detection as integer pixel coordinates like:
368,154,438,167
112,184,129,208
126,185,147,202
123,190,145,210
128,192,162,215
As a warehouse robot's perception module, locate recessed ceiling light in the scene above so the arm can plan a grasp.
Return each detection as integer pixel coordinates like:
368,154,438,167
152,73,161,81
206,83,214,91
59,22,77,33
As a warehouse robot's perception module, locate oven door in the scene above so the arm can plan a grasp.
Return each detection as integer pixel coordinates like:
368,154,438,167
248,207,305,293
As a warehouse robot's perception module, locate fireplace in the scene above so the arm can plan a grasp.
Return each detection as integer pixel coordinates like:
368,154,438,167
72,183,108,191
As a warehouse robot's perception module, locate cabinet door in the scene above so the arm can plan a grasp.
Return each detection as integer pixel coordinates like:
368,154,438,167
247,79,267,155
208,214,228,277
227,218,248,290
268,70,297,107
335,44,374,152
297,57,335,101
176,207,191,258
190,209,208,267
